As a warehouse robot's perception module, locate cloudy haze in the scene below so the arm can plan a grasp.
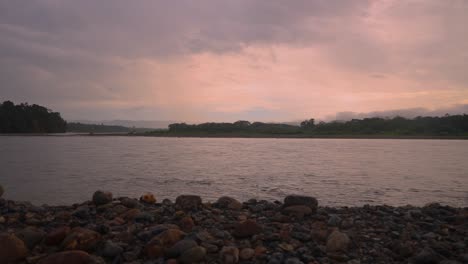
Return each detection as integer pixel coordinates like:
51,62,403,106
1,0,467,122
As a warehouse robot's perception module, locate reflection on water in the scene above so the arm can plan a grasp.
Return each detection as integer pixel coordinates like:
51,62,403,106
0,136,467,206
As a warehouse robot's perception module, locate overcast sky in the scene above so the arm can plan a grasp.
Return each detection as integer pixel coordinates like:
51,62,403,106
1,0,467,122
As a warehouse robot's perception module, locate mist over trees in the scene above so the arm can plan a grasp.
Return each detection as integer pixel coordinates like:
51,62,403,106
0,101,66,133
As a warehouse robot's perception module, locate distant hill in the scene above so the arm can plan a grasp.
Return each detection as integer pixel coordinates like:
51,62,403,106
71,120,175,129
67,122,154,133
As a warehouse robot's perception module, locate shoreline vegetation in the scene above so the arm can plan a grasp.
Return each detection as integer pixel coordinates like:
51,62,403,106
0,188,467,263
2,101,468,139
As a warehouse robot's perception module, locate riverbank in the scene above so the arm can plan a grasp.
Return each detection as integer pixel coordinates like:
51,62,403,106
0,191,466,264
2,132,468,140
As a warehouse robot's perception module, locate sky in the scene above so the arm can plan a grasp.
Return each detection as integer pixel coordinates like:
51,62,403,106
1,0,468,122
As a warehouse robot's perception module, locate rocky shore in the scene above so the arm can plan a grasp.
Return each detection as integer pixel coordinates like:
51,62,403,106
0,189,466,264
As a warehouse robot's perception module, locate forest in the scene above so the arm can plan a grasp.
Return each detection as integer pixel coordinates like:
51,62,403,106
0,101,66,133
163,115,468,137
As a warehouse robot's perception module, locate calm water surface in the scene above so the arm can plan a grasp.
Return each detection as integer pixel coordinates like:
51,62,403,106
0,136,467,207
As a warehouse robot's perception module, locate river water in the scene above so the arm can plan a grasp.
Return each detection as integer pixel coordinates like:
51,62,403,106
0,136,467,207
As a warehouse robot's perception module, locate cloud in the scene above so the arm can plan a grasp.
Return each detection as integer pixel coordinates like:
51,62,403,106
0,0,467,121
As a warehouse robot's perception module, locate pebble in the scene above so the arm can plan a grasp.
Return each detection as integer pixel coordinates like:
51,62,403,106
37,250,94,264
15,226,46,249
101,240,123,258
220,246,239,264
92,190,113,206
0,233,28,263
233,219,262,238
175,195,203,211
0,192,466,264
326,230,350,253
283,195,318,213
239,248,255,260
216,196,243,210
178,246,206,263
140,193,157,204
166,239,198,258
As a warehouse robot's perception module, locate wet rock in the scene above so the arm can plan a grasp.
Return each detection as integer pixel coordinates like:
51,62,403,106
178,246,206,264
146,229,186,258
92,190,113,206
175,195,202,211
62,227,101,251
120,197,139,208
239,248,255,260
180,216,195,232
166,239,198,258
410,247,444,264
326,230,350,253
284,195,318,213
328,214,342,227
120,208,141,221
135,212,154,222
285,257,304,264
0,233,28,263
45,226,71,246
101,240,123,258
220,246,239,264
15,227,46,249
233,219,262,238
140,193,157,204
282,205,312,218
37,250,93,264
216,196,243,210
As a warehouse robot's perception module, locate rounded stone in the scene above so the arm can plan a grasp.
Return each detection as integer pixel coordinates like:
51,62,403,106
220,246,239,264
140,193,157,204
61,227,101,251
37,250,93,264
92,190,113,206
15,227,46,249
0,233,28,263
233,219,262,238
239,248,255,260
178,246,206,264
146,229,186,258
166,239,198,258
45,226,71,246
216,196,243,210
283,195,318,213
101,240,123,258
120,197,139,208
175,195,203,211
326,230,350,253
179,216,195,232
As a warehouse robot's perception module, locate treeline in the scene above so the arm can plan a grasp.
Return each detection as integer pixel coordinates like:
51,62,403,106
165,115,468,136
0,101,66,133
67,122,133,133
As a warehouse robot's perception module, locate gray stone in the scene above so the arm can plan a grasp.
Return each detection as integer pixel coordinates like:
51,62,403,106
175,195,202,211
120,197,139,208
15,227,46,249
284,195,318,213
178,246,206,264
101,240,123,258
285,258,304,264
166,239,198,258
92,190,113,206
326,230,350,253
328,215,342,227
